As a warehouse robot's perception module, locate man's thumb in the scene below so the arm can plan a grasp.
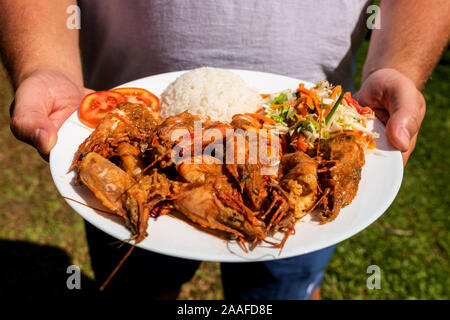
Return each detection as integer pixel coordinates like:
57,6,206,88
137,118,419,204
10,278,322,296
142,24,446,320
385,91,425,153
32,127,57,155
385,117,411,153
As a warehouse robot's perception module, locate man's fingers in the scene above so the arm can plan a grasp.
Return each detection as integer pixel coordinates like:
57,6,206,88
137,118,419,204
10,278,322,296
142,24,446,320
11,108,58,155
356,69,426,166
10,77,57,155
10,70,88,157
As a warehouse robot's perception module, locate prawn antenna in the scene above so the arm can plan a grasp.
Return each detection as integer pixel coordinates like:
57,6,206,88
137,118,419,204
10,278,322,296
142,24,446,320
99,243,136,292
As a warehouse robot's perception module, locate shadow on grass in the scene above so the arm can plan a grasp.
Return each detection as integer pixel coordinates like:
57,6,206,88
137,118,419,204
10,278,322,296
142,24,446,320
0,240,96,296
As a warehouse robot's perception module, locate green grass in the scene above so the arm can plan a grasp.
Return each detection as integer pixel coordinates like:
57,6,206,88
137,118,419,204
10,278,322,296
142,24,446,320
0,42,448,299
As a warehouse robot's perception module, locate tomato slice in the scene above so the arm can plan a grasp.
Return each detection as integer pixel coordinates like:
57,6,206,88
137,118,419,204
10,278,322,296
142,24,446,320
110,87,160,112
79,91,126,128
343,93,360,110
359,106,373,116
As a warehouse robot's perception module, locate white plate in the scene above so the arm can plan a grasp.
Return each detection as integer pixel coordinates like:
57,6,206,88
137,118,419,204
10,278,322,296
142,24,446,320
49,69,403,262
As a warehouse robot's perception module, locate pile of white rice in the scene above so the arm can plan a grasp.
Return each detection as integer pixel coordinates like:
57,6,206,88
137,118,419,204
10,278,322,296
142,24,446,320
160,67,261,122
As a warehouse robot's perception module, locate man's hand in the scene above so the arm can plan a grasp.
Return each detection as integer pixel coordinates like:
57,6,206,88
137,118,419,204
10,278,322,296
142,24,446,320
355,68,426,166
359,0,449,166
10,70,92,158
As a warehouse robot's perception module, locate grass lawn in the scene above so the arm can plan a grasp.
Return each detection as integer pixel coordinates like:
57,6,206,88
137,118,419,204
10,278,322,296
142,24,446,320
0,41,448,299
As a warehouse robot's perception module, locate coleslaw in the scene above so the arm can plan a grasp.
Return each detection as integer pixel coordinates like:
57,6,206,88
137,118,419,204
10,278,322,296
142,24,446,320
261,80,379,152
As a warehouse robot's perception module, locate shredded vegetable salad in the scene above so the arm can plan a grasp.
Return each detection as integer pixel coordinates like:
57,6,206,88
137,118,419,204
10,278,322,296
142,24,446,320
261,80,379,152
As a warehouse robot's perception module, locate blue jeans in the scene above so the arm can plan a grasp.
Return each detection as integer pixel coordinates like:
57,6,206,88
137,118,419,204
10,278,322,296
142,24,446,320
85,222,335,299
221,246,336,299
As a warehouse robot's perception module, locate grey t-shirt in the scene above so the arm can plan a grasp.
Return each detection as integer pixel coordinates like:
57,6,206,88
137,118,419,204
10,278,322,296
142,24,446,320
79,0,371,91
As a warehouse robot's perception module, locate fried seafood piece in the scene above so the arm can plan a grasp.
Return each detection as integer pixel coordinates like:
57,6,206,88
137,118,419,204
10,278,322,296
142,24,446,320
318,133,365,222
225,124,270,210
176,155,224,184
226,162,268,211
78,152,173,243
173,155,266,243
230,113,263,130
78,152,136,216
225,116,295,237
124,169,173,242
279,152,318,219
223,146,288,240
149,111,230,168
116,142,144,179
173,184,266,242
71,102,161,170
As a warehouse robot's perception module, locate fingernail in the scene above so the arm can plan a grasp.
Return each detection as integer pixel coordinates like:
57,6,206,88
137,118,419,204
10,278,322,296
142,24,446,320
32,129,49,152
398,127,410,151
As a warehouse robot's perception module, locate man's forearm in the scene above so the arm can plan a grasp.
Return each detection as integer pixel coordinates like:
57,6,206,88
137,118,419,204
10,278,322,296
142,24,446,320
362,0,450,89
0,0,82,88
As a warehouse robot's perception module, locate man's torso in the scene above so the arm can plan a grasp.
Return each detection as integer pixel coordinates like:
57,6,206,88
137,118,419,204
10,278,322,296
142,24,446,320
79,0,371,90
